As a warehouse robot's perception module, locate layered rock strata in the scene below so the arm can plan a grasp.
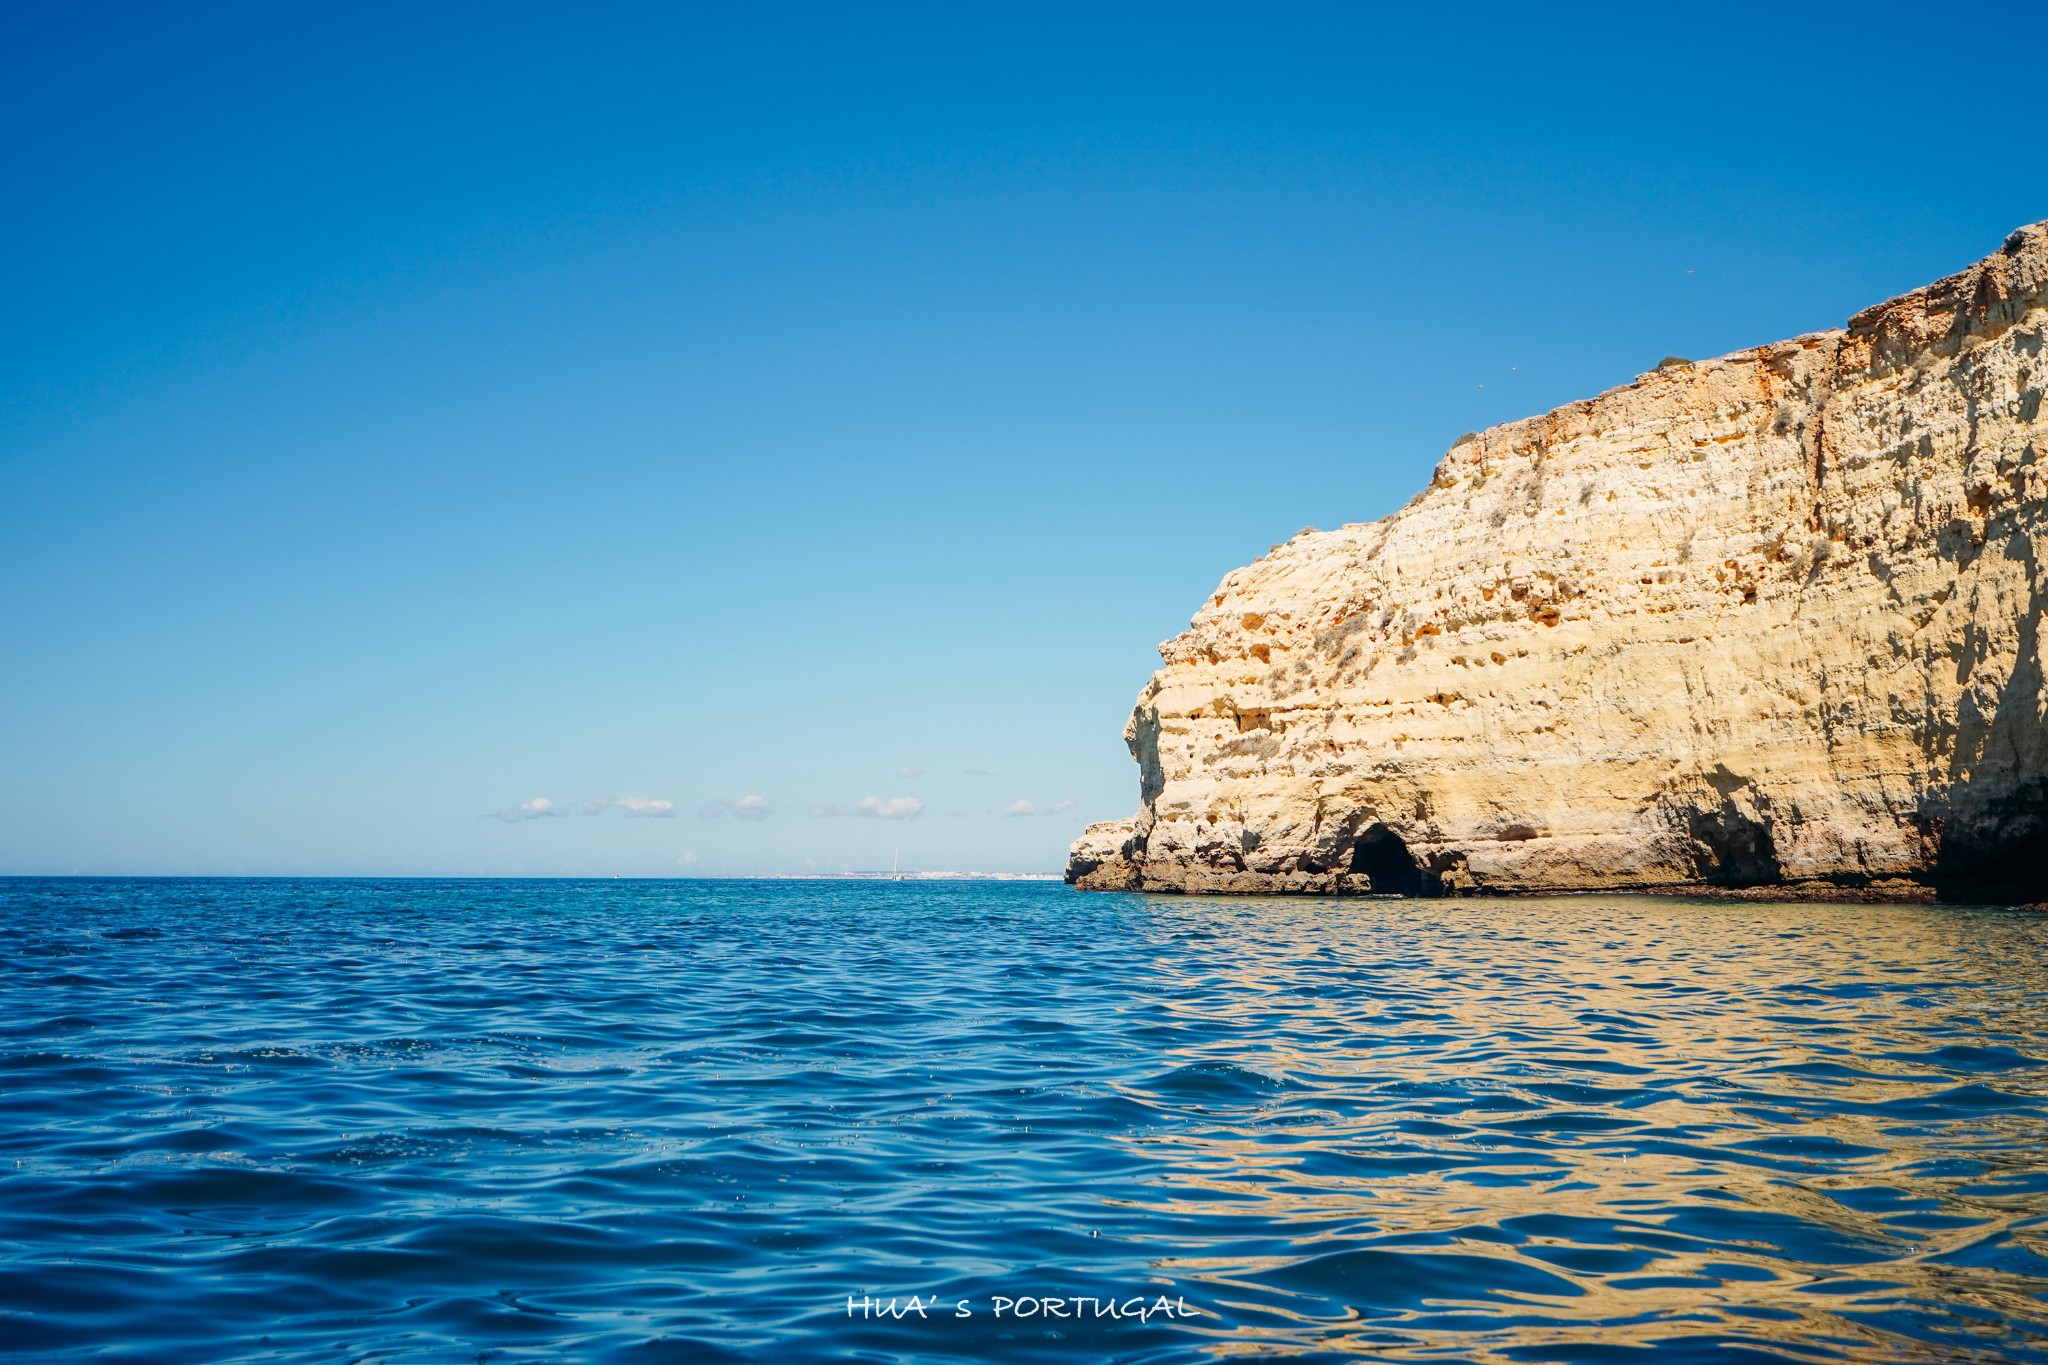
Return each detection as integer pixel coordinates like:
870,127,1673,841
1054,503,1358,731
1070,222,2048,902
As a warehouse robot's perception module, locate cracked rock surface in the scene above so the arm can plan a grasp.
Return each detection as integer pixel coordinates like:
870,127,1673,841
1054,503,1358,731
1070,223,2048,902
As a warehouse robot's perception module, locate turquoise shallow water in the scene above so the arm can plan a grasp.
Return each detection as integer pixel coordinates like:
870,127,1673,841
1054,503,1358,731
2,879,2046,1363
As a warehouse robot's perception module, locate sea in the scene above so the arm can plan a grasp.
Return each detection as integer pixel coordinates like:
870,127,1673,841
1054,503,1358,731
2,877,2045,1363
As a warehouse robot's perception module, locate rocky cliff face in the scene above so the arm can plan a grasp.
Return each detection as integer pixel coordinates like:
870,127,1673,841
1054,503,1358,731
1070,222,2048,902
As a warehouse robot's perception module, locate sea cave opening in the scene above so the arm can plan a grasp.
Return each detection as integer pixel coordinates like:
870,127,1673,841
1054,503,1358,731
1350,825,1423,896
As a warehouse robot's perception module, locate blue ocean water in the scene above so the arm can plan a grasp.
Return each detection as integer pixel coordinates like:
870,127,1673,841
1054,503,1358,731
2,879,2046,1363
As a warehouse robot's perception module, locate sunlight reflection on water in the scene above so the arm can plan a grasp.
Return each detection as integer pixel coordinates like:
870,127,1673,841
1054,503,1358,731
0,879,2044,1363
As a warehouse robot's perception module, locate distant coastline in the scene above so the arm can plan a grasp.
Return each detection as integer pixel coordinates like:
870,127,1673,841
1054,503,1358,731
780,871,1063,882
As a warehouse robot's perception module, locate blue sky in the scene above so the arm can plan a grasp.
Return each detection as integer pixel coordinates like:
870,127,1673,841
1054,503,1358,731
2,2,2038,876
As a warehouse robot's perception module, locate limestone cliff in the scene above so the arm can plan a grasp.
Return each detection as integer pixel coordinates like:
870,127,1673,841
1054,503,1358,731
1070,222,2048,902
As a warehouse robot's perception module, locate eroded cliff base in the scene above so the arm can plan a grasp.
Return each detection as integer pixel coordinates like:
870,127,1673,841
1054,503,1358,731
1067,817,2046,903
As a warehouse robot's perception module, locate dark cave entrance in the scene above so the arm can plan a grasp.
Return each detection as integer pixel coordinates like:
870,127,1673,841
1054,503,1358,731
1930,779,2048,902
1350,825,1423,896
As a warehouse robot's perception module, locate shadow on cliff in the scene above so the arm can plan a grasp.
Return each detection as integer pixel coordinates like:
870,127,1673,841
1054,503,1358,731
1688,799,1784,888
1129,702,1165,807
1930,529,2048,902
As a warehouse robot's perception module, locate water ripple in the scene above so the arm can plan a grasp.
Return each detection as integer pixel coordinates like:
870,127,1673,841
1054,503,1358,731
0,878,2045,1361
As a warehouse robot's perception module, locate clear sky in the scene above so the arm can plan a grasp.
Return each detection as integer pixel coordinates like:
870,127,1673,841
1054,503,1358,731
2,2,2038,876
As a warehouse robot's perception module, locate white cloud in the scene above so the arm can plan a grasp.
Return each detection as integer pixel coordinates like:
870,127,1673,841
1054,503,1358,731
677,852,700,867
1003,799,1037,817
812,795,925,820
1049,797,1078,813
585,796,678,818
495,797,563,823
897,766,924,779
699,795,772,820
